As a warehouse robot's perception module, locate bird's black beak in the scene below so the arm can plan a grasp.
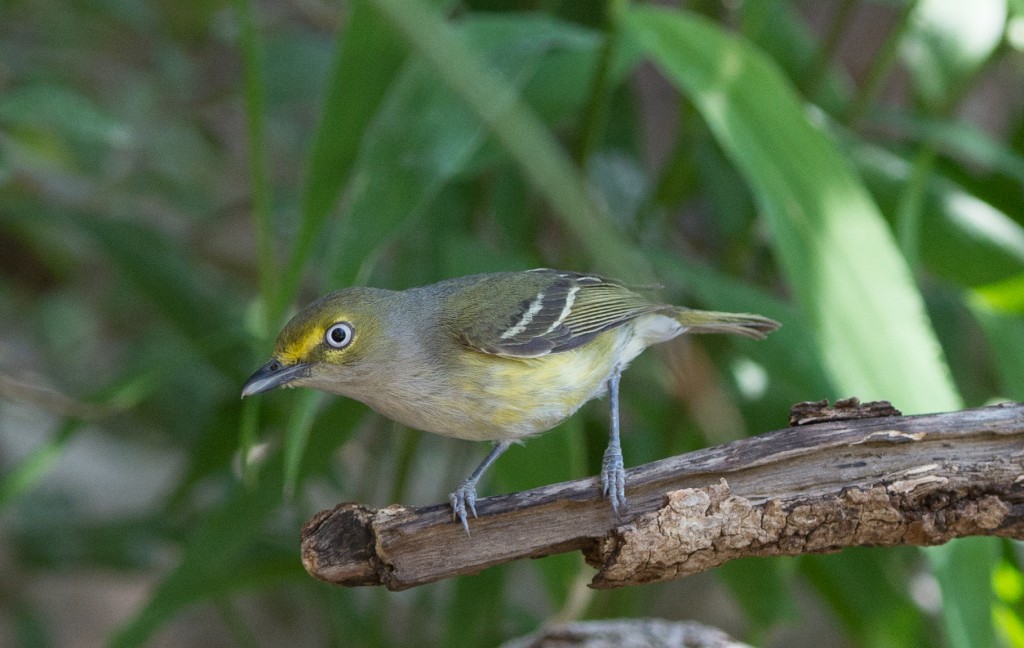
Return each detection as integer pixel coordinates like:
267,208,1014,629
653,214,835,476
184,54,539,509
241,359,311,398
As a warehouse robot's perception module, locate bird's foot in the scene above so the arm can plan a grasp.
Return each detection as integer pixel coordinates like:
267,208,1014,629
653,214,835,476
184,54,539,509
600,445,627,520
449,481,478,536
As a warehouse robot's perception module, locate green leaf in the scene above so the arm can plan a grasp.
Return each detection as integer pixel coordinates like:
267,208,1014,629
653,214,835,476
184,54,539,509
234,0,277,314
901,0,1007,111
0,421,77,511
282,390,325,498
873,109,1024,186
969,294,1024,400
995,604,1024,648
79,218,248,378
320,14,597,289
0,84,128,148
854,143,1024,288
12,599,52,648
718,557,797,634
110,463,290,648
738,0,852,113
363,0,652,283
801,549,933,648
973,274,1024,314
274,0,409,322
993,560,1024,648
442,563,508,647
994,560,1024,603
623,6,961,415
890,0,1006,277
925,538,1000,648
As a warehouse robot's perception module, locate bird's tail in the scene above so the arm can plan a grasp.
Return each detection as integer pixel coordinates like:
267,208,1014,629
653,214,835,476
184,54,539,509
671,308,780,340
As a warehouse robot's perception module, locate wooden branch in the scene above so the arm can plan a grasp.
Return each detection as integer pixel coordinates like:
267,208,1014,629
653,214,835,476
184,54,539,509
500,619,752,648
301,401,1024,590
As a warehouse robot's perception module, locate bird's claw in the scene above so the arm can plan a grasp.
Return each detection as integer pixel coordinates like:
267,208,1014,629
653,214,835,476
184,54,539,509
449,482,478,536
600,446,627,520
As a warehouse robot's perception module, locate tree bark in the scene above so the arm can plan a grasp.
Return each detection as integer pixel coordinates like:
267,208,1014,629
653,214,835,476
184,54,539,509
300,400,1024,591
498,619,752,648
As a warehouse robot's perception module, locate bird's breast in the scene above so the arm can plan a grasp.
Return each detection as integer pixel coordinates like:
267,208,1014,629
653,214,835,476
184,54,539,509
429,329,625,441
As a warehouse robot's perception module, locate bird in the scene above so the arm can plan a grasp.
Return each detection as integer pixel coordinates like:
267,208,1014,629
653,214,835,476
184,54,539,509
242,269,779,533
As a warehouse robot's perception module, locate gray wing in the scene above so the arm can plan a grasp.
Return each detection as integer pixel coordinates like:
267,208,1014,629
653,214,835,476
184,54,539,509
455,270,662,358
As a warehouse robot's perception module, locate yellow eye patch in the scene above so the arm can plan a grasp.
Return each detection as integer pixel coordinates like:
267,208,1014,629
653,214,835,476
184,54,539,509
276,319,337,364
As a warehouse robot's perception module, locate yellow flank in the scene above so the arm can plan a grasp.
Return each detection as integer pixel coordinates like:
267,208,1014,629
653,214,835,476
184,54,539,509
452,328,622,441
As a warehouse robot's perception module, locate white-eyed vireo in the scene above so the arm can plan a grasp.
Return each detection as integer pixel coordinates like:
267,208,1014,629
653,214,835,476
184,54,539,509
242,269,779,532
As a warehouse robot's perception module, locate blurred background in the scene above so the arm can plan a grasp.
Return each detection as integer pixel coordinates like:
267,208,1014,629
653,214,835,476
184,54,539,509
1,0,1023,646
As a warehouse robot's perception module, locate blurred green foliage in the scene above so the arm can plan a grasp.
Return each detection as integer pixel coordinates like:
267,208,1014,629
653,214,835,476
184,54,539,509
1,0,1023,646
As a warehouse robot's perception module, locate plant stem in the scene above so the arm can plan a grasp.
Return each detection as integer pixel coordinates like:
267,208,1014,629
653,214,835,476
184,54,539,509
235,0,277,332
844,0,918,126
800,0,859,100
894,142,935,271
573,0,620,166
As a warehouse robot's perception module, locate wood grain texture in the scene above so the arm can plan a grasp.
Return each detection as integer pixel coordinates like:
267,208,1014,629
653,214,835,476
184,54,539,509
300,401,1024,590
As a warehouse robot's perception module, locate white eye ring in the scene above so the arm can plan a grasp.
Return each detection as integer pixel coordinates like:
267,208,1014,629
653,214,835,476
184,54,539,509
324,322,354,349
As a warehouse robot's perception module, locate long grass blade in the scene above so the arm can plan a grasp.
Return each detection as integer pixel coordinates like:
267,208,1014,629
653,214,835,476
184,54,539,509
623,6,961,414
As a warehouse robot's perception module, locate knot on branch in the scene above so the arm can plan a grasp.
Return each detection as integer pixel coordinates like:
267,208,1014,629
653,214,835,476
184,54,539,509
789,397,902,426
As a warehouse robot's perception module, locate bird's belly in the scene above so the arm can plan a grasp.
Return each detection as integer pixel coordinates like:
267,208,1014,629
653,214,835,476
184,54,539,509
463,351,615,441
379,332,619,442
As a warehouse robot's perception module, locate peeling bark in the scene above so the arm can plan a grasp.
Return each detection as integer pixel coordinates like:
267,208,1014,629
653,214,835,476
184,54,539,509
300,402,1024,590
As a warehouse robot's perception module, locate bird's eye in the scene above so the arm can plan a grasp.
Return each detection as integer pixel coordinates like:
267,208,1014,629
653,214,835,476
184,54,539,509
324,322,354,349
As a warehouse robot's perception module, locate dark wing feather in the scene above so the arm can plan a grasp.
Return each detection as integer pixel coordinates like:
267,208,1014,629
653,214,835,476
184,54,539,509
452,269,661,358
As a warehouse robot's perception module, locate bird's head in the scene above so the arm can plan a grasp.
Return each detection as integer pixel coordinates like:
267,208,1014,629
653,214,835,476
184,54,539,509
241,288,395,398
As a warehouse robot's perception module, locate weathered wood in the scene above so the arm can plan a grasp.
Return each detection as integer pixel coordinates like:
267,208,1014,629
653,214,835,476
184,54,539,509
300,402,1024,590
499,620,752,648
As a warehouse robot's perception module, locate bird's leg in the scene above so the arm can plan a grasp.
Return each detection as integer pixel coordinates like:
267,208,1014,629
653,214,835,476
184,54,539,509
450,439,512,535
601,370,626,519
